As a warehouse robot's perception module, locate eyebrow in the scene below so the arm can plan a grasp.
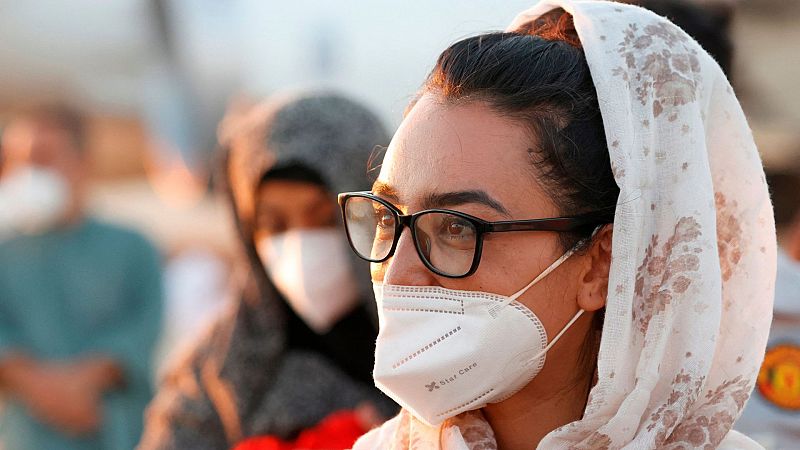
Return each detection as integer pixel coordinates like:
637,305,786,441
423,190,511,217
372,181,511,217
372,181,400,202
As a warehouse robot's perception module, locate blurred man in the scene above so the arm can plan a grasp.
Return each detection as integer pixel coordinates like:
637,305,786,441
0,106,163,450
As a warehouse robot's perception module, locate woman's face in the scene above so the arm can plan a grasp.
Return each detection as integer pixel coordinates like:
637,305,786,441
372,93,606,352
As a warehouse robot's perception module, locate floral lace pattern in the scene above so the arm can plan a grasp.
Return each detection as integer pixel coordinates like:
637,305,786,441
715,192,744,283
662,376,754,449
354,409,496,450
509,1,774,449
633,217,703,334
612,20,701,118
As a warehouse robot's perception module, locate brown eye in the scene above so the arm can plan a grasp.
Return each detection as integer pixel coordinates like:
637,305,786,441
374,206,396,242
376,208,396,229
435,215,476,250
447,221,466,236
440,217,473,240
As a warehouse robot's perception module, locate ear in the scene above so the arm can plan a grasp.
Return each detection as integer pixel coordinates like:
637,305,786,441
577,225,613,312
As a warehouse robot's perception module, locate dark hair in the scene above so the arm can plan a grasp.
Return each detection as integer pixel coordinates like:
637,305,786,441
419,10,618,252
258,161,329,191
418,9,613,390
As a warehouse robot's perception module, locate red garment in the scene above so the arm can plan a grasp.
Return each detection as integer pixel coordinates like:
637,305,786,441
232,410,367,450
232,436,287,450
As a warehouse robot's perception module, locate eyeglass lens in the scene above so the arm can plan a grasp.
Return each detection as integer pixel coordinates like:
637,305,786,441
344,196,478,276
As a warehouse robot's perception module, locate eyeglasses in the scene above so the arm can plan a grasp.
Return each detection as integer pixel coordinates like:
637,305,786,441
338,191,611,278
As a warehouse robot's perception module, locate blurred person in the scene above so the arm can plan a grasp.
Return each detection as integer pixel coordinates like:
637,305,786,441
138,92,397,450
344,2,774,448
734,173,800,449
0,106,163,450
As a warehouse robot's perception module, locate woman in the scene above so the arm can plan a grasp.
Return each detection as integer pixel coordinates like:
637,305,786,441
343,1,775,448
138,92,396,450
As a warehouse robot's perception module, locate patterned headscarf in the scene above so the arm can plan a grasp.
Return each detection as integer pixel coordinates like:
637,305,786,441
353,1,775,448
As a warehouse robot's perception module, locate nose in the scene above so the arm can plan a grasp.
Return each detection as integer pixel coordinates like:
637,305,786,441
372,227,438,286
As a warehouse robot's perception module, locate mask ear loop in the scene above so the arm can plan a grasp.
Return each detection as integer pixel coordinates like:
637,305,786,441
530,308,585,361
488,225,604,318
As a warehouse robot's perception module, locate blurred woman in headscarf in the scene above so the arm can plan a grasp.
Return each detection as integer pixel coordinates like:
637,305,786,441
138,91,397,450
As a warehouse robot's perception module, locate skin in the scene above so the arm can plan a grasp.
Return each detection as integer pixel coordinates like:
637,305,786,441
253,180,337,241
372,93,613,449
0,117,124,436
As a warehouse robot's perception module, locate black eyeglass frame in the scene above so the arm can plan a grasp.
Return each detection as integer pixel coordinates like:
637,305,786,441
338,191,612,278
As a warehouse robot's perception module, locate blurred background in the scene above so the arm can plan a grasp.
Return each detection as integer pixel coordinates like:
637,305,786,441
1,0,797,255
0,0,574,376
0,0,798,448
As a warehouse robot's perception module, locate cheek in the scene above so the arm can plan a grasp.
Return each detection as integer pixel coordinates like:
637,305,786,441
371,262,386,283
525,261,583,329
469,233,562,295
468,233,582,337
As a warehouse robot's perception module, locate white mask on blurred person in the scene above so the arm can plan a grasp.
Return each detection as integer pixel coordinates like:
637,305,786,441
0,166,69,237
257,228,361,333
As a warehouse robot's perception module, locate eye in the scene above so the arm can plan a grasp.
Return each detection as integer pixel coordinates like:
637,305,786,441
439,216,475,241
447,220,467,236
375,207,396,229
373,205,397,243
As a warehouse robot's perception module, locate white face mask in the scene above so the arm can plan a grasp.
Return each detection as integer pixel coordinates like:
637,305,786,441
0,166,69,237
257,228,361,333
372,246,585,426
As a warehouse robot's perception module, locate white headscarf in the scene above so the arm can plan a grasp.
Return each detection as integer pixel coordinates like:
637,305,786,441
354,1,776,448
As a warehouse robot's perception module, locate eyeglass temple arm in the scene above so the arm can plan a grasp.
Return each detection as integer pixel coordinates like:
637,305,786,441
486,217,605,233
